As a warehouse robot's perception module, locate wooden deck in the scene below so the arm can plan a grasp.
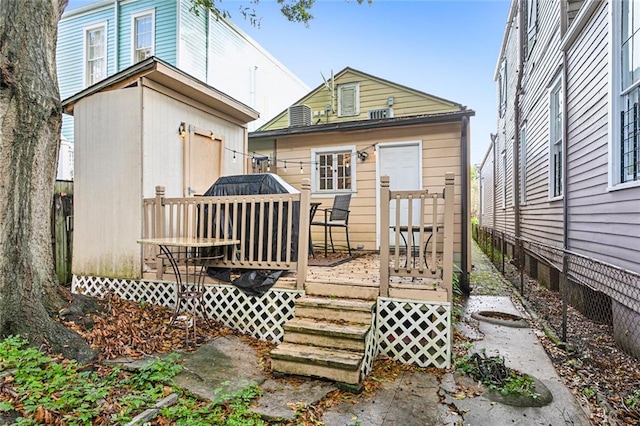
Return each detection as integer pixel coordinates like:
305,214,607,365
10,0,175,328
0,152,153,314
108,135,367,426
142,250,448,303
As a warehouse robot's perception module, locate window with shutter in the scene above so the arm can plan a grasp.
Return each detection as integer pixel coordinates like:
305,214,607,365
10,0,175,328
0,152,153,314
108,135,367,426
338,83,359,117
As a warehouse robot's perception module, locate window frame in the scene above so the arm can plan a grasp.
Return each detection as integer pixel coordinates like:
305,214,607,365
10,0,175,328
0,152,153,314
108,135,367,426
499,61,507,117
610,0,640,189
310,145,356,195
83,22,108,88
525,0,538,57
131,9,155,64
520,124,527,204
337,83,360,117
548,75,563,200
501,150,507,209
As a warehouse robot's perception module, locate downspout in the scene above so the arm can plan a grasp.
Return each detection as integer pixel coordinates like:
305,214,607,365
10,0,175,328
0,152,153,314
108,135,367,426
460,115,470,294
513,0,525,255
114,0,119,71
492,133,497,231
562,51,569,249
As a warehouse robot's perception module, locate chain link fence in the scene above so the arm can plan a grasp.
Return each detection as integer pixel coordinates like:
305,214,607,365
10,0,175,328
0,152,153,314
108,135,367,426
472,223,640,360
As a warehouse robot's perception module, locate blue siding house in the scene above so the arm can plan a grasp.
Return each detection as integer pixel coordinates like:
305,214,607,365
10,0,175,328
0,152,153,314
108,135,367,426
57,0,309,143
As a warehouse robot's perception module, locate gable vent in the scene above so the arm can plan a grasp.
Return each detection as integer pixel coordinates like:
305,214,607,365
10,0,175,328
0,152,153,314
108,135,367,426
368,108,394,120
288,104,312,127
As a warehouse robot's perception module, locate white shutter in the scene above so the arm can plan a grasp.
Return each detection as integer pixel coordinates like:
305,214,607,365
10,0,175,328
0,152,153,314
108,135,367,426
338,83,359,116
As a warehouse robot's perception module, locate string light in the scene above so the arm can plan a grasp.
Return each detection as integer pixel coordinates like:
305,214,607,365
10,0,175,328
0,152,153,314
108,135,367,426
232,150,237,163
267,159,271,172
284,161,287,172
300,162,303,174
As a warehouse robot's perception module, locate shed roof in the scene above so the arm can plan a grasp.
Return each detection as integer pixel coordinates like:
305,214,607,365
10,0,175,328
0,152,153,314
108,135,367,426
61,56,259,123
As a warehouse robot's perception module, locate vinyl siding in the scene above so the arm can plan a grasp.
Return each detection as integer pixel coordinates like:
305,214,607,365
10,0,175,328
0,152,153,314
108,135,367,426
566,0,640,273
518,0,564,247
177,0,208,82
494,12,518,235
250,122,465,267
261,69,461,131
58,4,116,143
118,0,178,69
479,145,495,227
207,17,308,130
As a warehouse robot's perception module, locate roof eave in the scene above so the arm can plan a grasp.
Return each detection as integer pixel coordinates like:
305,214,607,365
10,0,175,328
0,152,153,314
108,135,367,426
61,57,259,123
249,110,475,139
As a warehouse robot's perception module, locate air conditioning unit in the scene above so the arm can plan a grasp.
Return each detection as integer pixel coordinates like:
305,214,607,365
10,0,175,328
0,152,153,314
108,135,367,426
368,108,394,120
288,104,312,127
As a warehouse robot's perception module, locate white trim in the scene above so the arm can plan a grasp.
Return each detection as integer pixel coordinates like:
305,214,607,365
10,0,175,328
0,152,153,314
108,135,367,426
608,0,616,188
374,140,423,248
519,124,527,204
610,0,640,188
548,74,563,199
130,9,155,65
82,21,108,88
310,145,357,195
337,82,360,117
560,0,602,51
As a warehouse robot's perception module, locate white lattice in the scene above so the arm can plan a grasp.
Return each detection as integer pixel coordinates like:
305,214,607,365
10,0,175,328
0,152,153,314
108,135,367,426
72,275,301,343
376,297,451,368
361,308,379,377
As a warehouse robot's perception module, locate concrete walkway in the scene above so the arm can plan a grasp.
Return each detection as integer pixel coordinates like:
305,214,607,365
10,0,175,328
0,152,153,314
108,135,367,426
109,241,591,425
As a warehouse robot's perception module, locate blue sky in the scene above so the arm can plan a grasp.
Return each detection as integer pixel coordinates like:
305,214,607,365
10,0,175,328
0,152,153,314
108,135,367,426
66,0,511,165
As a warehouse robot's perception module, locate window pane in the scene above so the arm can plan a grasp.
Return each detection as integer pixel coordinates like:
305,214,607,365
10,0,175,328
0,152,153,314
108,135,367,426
134,15,153,62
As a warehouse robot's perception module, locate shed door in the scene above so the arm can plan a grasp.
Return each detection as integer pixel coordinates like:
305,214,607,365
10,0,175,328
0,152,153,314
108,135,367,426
183,125,223,196
377,142,422,245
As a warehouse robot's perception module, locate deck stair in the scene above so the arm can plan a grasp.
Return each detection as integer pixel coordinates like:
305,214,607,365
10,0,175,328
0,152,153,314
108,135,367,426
270,290,376,385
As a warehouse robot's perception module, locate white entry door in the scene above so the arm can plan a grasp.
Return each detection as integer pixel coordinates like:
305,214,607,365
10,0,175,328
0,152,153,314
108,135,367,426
377,142,422,246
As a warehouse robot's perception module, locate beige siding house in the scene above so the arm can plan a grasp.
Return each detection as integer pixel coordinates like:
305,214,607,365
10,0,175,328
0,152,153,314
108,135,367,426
249,67,475,288
480,0,640,356
62,57,258,279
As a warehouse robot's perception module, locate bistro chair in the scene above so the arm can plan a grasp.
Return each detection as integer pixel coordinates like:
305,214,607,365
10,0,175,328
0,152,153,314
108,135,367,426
311,193,352,257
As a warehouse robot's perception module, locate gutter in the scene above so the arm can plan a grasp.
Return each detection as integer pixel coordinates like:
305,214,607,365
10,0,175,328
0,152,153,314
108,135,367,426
249,110,476,139
461,116,470,294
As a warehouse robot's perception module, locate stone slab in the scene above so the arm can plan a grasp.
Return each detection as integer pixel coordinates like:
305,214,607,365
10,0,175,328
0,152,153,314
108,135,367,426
252,378,337,421
174,336,267,401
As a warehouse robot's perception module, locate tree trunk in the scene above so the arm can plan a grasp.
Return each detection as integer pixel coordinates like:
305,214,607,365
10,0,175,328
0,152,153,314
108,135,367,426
0,0,95,362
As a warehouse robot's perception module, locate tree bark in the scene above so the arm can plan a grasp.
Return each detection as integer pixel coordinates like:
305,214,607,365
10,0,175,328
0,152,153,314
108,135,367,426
0,0,95,362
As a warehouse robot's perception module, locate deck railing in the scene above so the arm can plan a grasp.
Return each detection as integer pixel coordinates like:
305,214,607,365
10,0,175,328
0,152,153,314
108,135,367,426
142,179,311,290
379,173,455,301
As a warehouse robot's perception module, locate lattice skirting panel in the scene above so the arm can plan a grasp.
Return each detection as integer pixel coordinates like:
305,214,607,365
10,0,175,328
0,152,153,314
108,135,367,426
376,297,451,368
361,311,379,378
72,275,302,343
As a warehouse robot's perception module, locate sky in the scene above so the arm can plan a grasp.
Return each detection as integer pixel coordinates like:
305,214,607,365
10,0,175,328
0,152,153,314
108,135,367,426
66,0,511,166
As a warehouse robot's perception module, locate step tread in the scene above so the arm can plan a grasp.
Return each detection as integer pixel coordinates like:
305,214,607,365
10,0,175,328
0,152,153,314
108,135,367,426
271,343,363,368
285,317,370,336
296,296,375,311
306,279,378,288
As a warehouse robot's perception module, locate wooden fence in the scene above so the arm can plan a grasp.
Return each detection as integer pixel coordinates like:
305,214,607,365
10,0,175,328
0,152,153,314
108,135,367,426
52,181,74,285
379,173,455,301
142,180,311,290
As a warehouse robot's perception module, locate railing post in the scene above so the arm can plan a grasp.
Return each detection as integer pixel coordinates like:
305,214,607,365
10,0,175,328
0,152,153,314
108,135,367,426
155,186,165,280
379,175,390,297
442,173,455,303
296,179,311,291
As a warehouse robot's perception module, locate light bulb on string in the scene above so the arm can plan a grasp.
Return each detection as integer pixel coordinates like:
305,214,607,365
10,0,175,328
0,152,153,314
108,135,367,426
300,162,303,174
284,161,287,172
232,150,237,163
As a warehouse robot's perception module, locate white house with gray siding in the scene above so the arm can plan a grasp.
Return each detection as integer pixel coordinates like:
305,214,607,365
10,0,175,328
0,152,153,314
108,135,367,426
480,0,640,357
57,0,309,144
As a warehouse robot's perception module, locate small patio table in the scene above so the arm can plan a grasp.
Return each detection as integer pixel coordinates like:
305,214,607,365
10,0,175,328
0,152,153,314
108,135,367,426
137,236,239,344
